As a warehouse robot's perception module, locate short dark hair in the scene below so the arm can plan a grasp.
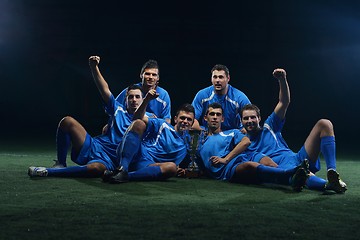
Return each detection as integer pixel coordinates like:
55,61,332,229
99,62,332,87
211,64,230,78
240,104,261,118
126,84,143,95
140,59,159,77
205,102,223,116
175,103,195,117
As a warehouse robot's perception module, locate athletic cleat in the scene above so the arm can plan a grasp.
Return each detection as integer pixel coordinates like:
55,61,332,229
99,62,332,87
102,170,115,183
52,160,65,168
291,167,308,192
325,169,347,193
300,159,310,175
28,167,48,177
108,167,129,184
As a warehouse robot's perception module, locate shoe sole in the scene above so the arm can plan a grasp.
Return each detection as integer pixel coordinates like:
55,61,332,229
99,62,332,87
327,170,347,193
292,168,307,192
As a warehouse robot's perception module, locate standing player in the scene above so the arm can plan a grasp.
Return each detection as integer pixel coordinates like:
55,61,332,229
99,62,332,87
103,90,195,183
241,68,347,193
28,56,145,178
198,103,308,191
192,64,250,130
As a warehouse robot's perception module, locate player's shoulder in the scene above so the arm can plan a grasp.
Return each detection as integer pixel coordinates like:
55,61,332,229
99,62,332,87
195,85,214,96
156,86,170,96
227,84,247,95
222,128,242,135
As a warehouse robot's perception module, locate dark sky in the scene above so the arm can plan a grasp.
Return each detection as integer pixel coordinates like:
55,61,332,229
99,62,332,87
1,0,359,153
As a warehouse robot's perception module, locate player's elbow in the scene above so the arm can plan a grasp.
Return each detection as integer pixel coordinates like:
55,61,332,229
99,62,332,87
243,137,251,147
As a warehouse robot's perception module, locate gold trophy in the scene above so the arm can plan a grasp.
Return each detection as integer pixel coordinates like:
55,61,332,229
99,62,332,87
185,129,204,178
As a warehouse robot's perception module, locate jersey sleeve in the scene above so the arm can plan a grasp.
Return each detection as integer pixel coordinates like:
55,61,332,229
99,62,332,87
115,88,127,105
161,92,172,120
103,94,117,116
232,129,246,145
191,91,204,120
237,92,251,113
266,112,285,133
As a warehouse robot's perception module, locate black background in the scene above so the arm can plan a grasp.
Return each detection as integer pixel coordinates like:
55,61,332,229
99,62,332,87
1,0,359,153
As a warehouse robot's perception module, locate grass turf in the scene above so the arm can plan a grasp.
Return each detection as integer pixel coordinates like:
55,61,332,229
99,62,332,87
1,144,360,240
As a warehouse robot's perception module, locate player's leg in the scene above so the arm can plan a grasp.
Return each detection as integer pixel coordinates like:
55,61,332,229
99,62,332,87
259,156,278,167
29,162,107,178
304,119,346,193
109,161,177,183
304,119,335,170
104,120,148,183
56,116,87,167
128,162,177,181
117,119,146,172
29,133,109,177
233,159,307,191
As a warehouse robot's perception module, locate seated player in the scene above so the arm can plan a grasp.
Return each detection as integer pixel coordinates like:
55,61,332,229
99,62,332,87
103,89,196,183
241,68,347,193
198,103,308,191
28,56,146,178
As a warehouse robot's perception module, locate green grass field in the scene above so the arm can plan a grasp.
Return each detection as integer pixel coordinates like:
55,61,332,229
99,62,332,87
1,143,359,240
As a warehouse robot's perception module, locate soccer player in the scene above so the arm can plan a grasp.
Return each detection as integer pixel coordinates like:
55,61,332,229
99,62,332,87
28,56,146,178
103,90,195,183
198,102,308,191
241,68,347,193
115,59,171,123
191,64,250,131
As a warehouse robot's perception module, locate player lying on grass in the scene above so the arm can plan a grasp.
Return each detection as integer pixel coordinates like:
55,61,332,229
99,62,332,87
241,68,347,193
198,102,308,191
101,87,196,183
28,56,148,178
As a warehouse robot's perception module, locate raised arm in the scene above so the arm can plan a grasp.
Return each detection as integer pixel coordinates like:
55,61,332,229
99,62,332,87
273,68,290,120
133,89,159,123
89,56,111,105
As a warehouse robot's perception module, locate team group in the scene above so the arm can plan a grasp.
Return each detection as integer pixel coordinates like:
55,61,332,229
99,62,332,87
28,55,347,193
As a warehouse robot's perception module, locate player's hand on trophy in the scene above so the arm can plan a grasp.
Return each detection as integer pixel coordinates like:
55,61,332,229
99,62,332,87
176,167,186,177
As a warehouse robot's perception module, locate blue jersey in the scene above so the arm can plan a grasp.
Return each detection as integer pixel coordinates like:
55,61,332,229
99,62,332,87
140,118,187,165
82,94,135,170
192,85,250,130
199,129,263,180
116,83,171,121
247,112,302,169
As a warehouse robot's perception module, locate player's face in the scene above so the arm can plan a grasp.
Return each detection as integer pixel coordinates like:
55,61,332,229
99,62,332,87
141,68,159,90
241,110,261,134
126,89,143,113
211,70,229,92
205,107,224,131
174,111,195,132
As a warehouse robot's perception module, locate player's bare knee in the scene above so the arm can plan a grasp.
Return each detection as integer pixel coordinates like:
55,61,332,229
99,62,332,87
87,163,106,176
58,116,75,131
259,156,278,167
317,119,334,132
130,119,146,134
160,162,177,178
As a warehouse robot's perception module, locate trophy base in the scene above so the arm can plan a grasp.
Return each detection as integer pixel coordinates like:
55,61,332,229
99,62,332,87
185,170,202,178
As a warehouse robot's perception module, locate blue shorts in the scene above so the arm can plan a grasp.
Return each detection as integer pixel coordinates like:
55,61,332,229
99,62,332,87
226,151,266,181
296,146,320,173
271,146,320,173
73,134,117,171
